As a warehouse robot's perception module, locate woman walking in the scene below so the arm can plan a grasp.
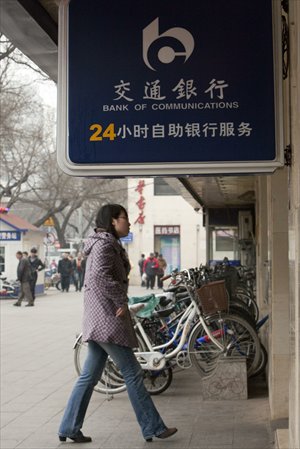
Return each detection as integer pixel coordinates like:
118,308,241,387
58,204,177,443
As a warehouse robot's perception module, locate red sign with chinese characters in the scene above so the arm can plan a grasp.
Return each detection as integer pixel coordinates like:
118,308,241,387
154,225,180,235
134,180,146,224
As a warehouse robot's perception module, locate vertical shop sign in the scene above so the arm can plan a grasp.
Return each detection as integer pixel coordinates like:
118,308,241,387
134,180,146,225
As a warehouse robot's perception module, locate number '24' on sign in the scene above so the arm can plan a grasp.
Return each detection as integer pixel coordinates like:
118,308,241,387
89,123,116,141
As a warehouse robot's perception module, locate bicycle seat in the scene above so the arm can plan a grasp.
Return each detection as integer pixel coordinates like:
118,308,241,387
129,303,146,315
159,296,173,307
153,305,175,318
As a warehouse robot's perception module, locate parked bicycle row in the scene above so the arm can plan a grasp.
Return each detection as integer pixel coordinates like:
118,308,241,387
74,263,267,397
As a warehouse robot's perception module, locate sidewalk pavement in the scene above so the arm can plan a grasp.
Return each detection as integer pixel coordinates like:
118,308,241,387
0,285,274,449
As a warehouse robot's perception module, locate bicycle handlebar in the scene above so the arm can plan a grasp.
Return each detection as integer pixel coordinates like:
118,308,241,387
161,274,171,281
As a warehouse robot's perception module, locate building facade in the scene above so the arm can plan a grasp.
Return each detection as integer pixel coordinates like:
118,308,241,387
0,210,45,295
126,178,206,285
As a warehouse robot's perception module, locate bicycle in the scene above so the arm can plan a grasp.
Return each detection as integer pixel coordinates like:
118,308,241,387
74,299,173,396
44,270,61,290
74,268,262,395
196,263,260,323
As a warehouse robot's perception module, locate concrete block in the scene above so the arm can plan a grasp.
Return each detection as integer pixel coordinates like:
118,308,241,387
202,357,248,400
275,429,289,449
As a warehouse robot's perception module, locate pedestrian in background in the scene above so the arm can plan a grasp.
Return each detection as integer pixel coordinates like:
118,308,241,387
69,255,79,291
157,254,167,289
76,253,86,292
58,253,72,293
138,253,145,286
58,204,177,443
50,259,57,274
28,247,45,303
14,251,34,307
143,253,159,290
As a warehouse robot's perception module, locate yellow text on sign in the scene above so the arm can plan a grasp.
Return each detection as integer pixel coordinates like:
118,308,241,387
89,123,116,141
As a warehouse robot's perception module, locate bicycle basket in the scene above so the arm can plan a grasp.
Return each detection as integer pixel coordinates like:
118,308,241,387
195,280,228,315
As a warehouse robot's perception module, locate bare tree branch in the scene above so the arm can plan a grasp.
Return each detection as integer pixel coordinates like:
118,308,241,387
1,35,128,247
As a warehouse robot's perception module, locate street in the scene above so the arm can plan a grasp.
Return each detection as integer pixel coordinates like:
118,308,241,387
1,286,274,449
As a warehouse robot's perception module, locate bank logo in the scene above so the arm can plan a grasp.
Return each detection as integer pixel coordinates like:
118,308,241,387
143,18,195,71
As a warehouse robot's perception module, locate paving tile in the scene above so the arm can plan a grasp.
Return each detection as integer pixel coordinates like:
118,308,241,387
233,440,274,449
189,431,234,446
0,412,21,427
0,440,21,449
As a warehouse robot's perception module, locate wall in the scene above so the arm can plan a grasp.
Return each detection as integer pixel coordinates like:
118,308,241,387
267,168,290,420
288,2,300,447
255,176,269,344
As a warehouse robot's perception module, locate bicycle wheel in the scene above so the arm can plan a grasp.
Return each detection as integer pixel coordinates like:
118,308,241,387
228,303,256,328
235,284,253,297
136,334,173,395
142,365,173,395
249,343,268,378
235,293,259,322
4,289,18,299
188,313,261,378
73,335,126,394
74,334,172,395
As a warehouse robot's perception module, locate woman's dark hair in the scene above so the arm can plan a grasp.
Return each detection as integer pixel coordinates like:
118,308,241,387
95,204,127,238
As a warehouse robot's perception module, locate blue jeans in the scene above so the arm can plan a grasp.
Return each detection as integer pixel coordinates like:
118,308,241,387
58,341,167,440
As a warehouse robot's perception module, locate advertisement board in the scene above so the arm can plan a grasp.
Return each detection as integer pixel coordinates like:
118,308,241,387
57,0,283,176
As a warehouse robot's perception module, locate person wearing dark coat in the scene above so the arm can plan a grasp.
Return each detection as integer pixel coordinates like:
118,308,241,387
28,248,45,303
58,204,177,443
58,253,72,292
76,253,86,292
14,251,34,307
69,255,79,291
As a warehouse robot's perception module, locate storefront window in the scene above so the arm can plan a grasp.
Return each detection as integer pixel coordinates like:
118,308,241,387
154,178,179,196
154,226,181,273
211,227,239,262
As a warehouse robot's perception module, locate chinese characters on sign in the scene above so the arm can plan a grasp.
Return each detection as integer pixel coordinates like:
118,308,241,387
134,180,146,225
0,231,21,241
154,226,180,235
111,77,228,104
113,122,251,140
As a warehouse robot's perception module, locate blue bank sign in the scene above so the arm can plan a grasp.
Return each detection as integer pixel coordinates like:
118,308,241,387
120,232,133,244
57,0,283,176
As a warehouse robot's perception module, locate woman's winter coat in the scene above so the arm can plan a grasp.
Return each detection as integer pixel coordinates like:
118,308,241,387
82,231,137,348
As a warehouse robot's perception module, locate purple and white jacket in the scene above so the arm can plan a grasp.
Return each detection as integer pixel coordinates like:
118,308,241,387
82,231,137,348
